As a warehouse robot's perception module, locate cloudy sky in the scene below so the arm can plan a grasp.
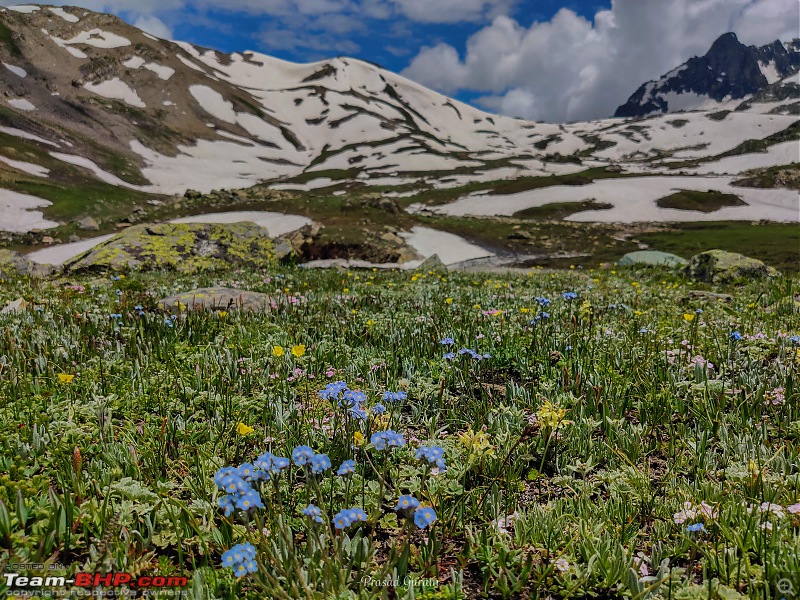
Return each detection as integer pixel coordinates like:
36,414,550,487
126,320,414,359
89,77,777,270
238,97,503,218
4,0,797,122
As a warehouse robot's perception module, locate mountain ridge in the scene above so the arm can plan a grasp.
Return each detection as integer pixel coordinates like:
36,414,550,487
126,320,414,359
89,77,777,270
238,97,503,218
615,32,800,117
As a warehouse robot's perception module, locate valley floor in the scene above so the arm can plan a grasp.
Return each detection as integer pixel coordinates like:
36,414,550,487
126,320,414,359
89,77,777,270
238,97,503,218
0,265,798,599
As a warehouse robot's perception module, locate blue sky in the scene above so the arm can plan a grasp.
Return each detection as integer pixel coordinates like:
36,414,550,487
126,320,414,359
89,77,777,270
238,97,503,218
3,0,796,121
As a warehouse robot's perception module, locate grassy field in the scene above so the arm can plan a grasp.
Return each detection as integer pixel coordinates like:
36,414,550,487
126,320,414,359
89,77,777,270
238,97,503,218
0,264,798,599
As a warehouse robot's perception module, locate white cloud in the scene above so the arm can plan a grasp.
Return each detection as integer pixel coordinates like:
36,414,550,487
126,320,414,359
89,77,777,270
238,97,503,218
132,15,174,40
402,0,800,122
391,0,515,23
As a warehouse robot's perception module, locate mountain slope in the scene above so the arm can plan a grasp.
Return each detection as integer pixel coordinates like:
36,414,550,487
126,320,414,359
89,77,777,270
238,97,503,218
0,5,797,238
615,33,800,117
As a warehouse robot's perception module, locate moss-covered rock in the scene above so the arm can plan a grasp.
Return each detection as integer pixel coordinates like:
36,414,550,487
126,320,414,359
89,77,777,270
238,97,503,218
0,250,56,279
65,223,275,273
685,249,780,284
158,287,273,313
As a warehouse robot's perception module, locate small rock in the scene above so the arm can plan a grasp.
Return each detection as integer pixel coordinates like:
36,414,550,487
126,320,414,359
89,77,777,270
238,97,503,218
1,298,27,314
686,290,734,303
69,235,81,243
158,288,273,313
78,216,100,231
42,236,55,245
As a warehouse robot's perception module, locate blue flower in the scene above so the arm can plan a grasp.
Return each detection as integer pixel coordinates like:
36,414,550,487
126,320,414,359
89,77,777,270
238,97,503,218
337,459,356,476
695,308,703,314
333,507,367,529
562,292,578,300
237,463,256,480
309,453,331,475
440,337,455,345
349,406,367,420
222,543,257,577
319,381,349,400
372,403,386,415
443,352,455,360
382,391,407,402
395,495,421,511
292,445,315,466
729,331,743,342
791,335,800,345
235,489,264,510
413,506,437,529
534,297,551,307
218,495,235,517
110,313,122,319
371,430,405,450
416,445,447,470
687,523,706,533
302,504,324,523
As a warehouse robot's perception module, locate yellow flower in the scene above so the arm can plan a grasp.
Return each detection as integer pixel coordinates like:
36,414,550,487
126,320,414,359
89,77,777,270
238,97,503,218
236,422,254,436
57,373,75,384
291,344,306,358
457,427,495,459
343,288,349,293
445,298,453,304
353,431,365,446
536,400,570,430
366,319,375,326
272,345,285,357
683,313,695,322
218,310,228,318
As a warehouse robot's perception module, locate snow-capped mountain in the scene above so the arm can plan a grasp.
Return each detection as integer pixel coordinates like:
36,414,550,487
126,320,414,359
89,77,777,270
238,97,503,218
0,5,797,237
615,33,800,117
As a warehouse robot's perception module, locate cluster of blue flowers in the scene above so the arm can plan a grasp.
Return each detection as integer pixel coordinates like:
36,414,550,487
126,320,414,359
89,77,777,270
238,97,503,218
686,523,706,533
222,542,258,578
214,465,266,516
443,348,490,361
382,391,408,402
393,495,437,529
134,305,145,317
415,445,446,471
440,337,455,346
337,459,356,476
291,446,331,475
729,331,743,342
791,335,800,345
534,297,551,307
333,507,368,529
371,430,406,450
530,312,550,325
301,504,324,523
163,315,177,327
562,292,578,300
319,381,392,420
109,313,122,320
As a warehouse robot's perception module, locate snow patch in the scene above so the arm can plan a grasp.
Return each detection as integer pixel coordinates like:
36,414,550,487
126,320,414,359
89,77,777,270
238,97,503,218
64,29,131,49
759,61,780,84
3,63,27,78
0,155,50,177
123,57,175,80
8,99,36,111
123,56,146,69
0,126,59,147
7,5,39,13
0,190,57,233
50,152,143,189
48,7,79,22
28,234,115,265
422,176,799,223
401,226,494,265
84,78,146,108
189,85,236,123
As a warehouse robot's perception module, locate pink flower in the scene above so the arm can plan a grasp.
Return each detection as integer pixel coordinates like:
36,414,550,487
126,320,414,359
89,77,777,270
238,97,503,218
787,503,800,514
